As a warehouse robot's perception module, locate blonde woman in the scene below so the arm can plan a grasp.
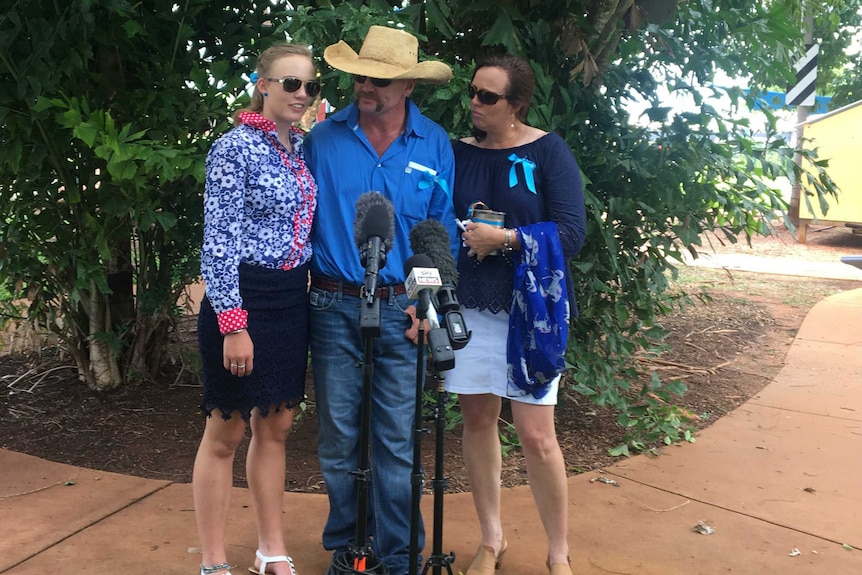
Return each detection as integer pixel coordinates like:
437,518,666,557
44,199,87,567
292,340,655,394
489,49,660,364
193,44,319,575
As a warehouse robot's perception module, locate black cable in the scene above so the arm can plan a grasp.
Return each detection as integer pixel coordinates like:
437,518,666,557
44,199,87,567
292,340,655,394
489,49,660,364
325,550,390,575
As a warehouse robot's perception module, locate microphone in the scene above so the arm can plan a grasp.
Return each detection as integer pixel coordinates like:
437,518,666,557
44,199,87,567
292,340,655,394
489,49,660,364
409,220,471,350
403,254,442,300
403,254,442,327
408,220,458,286
403,254,454,371
354,192,395,303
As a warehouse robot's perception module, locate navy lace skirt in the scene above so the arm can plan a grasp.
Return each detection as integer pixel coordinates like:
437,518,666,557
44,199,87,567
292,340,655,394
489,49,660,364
197,262,309,420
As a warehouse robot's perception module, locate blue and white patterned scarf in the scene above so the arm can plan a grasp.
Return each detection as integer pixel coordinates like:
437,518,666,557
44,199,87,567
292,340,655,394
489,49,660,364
507,222,570,399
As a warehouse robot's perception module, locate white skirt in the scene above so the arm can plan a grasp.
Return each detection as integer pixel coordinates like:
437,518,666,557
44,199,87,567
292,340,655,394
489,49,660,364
444,307,560,406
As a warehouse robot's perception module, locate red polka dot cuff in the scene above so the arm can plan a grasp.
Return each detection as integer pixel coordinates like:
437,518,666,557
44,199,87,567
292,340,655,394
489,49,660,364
217,308,248,335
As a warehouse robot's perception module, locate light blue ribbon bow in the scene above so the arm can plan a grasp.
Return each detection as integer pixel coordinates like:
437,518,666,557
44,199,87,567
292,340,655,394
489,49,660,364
418,171,451,197
250,71,259,83
508,154,536,194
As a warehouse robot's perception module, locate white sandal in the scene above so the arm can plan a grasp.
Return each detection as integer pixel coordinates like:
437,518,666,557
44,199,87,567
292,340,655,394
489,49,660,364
248,549,296,575
200,563,232,575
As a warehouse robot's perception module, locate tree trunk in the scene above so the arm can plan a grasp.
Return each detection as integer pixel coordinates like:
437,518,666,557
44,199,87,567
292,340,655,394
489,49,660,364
128,312,172,383
88,279,122,390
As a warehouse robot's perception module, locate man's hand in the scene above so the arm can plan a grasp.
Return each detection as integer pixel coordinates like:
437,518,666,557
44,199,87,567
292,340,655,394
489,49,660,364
403,304,430,344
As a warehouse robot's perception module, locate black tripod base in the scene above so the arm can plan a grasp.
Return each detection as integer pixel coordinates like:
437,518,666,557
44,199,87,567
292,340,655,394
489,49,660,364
325,547,390,575
422,551,455,575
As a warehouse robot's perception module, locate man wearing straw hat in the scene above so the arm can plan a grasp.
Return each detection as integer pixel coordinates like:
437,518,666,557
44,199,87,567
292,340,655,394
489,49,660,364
304,25,458,575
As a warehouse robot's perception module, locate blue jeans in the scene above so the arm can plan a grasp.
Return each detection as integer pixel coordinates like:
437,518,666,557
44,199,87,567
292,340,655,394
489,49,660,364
309,285,424,575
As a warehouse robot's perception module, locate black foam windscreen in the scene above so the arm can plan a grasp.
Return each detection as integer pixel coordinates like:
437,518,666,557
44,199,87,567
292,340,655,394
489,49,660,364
408,219,458,286
363,204,392,248
353,192,395,251
403,253,435,276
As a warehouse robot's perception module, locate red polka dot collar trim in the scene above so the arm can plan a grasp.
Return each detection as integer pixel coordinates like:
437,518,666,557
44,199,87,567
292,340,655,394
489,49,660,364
238,111,277,133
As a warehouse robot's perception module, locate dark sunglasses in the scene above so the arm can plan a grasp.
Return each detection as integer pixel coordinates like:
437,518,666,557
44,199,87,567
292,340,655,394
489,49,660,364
353,74,393,88
266,76,322,97
468,85,510,106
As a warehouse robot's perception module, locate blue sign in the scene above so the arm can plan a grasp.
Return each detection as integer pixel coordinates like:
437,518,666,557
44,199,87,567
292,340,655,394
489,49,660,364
745,89,831,114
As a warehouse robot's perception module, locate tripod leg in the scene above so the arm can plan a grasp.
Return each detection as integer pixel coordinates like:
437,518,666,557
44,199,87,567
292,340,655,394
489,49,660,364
409,326,427,574
342,336,387,573
421,372,455,575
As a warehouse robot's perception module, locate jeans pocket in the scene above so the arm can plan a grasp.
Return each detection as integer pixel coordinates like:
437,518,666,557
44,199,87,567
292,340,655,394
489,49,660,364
308,286,337,311
389,293,414,314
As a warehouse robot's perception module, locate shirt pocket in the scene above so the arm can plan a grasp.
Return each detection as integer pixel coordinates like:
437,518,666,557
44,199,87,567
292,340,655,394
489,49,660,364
393,161,439,223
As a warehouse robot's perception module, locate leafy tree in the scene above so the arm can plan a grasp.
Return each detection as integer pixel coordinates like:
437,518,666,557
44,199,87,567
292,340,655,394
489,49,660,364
805,0,862,108
1,0,855,451
0,0,280,389
283,0,848,451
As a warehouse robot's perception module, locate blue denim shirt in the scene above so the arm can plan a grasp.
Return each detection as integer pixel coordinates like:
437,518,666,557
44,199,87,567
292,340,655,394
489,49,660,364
305,99,458,286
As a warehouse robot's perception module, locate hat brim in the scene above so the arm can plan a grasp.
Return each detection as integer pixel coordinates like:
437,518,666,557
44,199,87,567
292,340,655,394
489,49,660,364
324,40,452,84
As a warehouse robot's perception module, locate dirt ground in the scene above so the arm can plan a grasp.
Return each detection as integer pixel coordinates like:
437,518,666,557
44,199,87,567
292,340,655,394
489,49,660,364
1,223,860,493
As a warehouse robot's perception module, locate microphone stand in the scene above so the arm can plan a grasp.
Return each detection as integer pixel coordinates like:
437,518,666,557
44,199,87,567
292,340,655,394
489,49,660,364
408,306,428,575
408,295,455,575
422,365,454,575
329,289,388,575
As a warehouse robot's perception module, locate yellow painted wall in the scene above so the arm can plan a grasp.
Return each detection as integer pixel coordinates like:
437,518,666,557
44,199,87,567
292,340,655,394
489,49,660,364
800,101,862,223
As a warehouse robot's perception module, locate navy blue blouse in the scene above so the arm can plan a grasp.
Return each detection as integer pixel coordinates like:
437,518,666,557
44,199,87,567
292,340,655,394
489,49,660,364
452,132,586,314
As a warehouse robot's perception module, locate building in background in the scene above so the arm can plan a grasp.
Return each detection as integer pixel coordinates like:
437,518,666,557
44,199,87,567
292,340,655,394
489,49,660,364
798,99,862,242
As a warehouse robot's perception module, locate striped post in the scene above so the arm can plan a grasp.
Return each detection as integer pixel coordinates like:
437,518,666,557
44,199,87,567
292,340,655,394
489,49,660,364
786,43,819,107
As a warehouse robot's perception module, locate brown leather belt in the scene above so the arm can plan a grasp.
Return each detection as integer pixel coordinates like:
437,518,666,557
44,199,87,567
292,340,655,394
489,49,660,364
310,275,407,299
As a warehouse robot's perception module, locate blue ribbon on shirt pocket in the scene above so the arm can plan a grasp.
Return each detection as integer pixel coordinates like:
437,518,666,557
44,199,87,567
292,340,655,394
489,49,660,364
418,170,450,197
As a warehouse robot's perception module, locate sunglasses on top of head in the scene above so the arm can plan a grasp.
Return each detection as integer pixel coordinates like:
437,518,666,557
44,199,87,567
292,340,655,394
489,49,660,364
468,85,511,106
265,76,322,97
353,74,393,88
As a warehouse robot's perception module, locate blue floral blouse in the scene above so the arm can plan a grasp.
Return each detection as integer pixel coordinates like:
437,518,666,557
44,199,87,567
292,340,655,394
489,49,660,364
201,112,317,332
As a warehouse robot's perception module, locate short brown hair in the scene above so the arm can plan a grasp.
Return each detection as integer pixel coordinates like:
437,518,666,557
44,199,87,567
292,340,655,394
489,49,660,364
471,54,535,141
474,53,535,123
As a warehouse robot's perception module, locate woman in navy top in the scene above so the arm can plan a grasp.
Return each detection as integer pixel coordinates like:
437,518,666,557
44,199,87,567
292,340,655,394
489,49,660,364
193,44,319,575
446,54,586,575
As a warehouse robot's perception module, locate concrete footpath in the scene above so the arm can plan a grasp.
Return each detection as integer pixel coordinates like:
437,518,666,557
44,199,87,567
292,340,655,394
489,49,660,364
1,289,861,575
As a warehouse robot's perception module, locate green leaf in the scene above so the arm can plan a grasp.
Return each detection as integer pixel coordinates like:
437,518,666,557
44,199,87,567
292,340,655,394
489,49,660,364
482,12,519,52
122,20,144,38
608,444,630,457
32,97,61,113
74,122,99,148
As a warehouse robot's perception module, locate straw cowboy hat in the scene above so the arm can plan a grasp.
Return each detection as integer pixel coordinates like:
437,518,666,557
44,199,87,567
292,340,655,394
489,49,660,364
324,25,452,84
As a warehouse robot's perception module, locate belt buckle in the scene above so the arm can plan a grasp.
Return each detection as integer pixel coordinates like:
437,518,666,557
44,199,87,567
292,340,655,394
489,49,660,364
360,284,388,299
